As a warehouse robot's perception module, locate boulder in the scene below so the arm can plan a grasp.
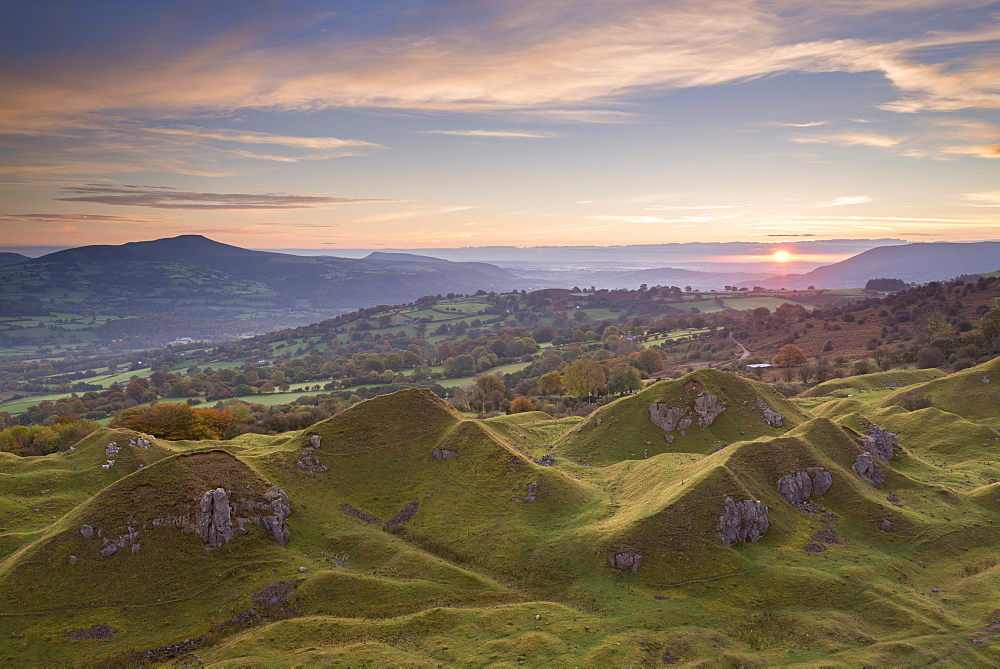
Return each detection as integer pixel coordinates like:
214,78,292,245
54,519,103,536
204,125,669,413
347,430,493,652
310,434,322,448
693,394,726,428
199,488,235,548
100,544,119,557
762,408,784,428
862,426,897,462
716,497,769,547
432,448,457,460
776,467,832,504
80,525,94,538
852,452,885,488
260,486,291,546
608,552,642,573
649,404,691,432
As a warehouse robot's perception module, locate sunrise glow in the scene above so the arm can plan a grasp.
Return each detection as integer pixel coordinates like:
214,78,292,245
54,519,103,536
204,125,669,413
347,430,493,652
773,251,792,262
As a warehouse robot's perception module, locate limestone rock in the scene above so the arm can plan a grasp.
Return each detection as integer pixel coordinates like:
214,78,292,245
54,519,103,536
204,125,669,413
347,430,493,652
881,519,893,531
853,452,885,488
80,525,94,538
297,450,328,473
100,544,119,557
131,543,141,555
310,434,322,448
537,454,554,466
69,555,77,564
105,442,120,457
716,497,769,547
432,448,457,460
693,394,726,428
260,486,291,546
649,404,690,432
200,488,235,548
762,408,784,428
608,552,642,573
862,426,897,462
776,467,833,504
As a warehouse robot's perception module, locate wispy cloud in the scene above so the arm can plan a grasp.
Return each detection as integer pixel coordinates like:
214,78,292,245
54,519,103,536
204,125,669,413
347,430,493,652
943,143,1000,158
356,205,477,223
590,214,718,224
791,215,984,223
775,121,826,127
418,129,557,138
645,204,746,211
0,213,160,224
57,184,401,210
813,195,874,208
963,192,1000,207
792,132,902,148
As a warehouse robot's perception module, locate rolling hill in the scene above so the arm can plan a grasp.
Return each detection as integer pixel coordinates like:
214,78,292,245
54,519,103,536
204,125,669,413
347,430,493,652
748,241,1000,289
2,362,999,665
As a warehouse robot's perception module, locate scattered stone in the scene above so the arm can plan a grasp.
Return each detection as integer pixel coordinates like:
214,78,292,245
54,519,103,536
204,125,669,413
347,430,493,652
139,637,206,663
881,519,893,531
128,436,151,449
432,448,457,460
525,493,536,503
984,377,991,384
535,614,541,620
608,552,643,573
131,543,141,554
310,434,322,448
69,555,77,564
716,497,769,547
80,525,94,538
297,450,328,473
298,566,308,572
536,454,555,466
853,452,886,488
664,434,674,443
886,494,903,507
65,624,120,640
100,544,119,557
596,418,602,426
776,467,833,504
527,482,538,493
932,587,940,593
105,442,120,458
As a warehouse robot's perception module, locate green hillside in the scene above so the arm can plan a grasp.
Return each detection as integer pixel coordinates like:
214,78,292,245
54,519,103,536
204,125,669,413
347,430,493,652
2,363,1000,666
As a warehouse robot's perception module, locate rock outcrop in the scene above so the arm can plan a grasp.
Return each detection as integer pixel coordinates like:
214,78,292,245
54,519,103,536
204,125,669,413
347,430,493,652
776,467,833,504
608,552,642,573
762,408,784,428
649,404,691,432
862,426,897,462
310,434,322,448
432,448,457,460
693,394,726,428
200,488,235,548
852,452,885,488
716,497,769,547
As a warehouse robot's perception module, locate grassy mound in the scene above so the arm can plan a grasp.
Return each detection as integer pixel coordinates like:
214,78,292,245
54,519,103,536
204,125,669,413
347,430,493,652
799,368,946,398
555,368,810,464
880,357,1000,424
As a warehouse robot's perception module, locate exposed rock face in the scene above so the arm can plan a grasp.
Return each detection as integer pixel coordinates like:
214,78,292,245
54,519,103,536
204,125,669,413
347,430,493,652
259,486,291,546
98,526,141,558
694,394,726,428
310,434,322,448
432,448,457,460
762,408,784,428
649,404,690,432
853,452,885,488
105,442,120,457
297,450,328,474
200,488,235,548
716,497,769,547
608,552,642,573
776,467,833,504
862,426,897,462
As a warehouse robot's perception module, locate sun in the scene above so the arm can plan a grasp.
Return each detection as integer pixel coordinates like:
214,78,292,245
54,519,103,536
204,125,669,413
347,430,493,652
772,250,792,262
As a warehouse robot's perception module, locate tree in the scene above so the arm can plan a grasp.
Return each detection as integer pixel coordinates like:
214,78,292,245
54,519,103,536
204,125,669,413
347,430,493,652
607,367,642,395
472,374,507,412
509,396,536,413
563,359,607,400
772,344,806,367
978,306,1000,350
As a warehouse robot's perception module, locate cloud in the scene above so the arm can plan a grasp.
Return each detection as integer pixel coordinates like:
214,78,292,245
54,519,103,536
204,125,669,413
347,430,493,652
0,213,159,223
645,204,746,210
356,205,477,223
791,215,984,223
775,121,827,127
813,195,874,208
792,133,902,148
418,129,557,138
764,233,816,237
963,192,1000,207
56,184,401,210
590,214,718,223
943,143,1000,158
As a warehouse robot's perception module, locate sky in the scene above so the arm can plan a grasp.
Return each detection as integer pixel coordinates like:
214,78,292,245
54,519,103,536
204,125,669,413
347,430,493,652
0,0,998,255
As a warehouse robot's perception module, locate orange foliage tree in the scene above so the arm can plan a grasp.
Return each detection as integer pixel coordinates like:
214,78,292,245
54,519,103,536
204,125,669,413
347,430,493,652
110,403,239,440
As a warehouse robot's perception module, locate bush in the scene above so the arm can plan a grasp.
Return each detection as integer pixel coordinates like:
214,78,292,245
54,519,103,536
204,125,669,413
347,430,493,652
917,347,946,369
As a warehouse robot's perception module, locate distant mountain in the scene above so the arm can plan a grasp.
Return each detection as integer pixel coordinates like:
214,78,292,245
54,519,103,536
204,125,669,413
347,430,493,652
746,242,1000,289
0,252,29,267
1,235,517,339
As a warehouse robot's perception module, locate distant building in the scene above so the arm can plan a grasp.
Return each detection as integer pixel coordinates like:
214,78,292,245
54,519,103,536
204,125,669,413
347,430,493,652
746,363,772,369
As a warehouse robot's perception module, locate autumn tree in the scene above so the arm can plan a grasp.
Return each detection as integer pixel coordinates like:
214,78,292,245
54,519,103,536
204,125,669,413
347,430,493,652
538,371,563,396
563,359,607,401
509,396,537,413
772,343,807,367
